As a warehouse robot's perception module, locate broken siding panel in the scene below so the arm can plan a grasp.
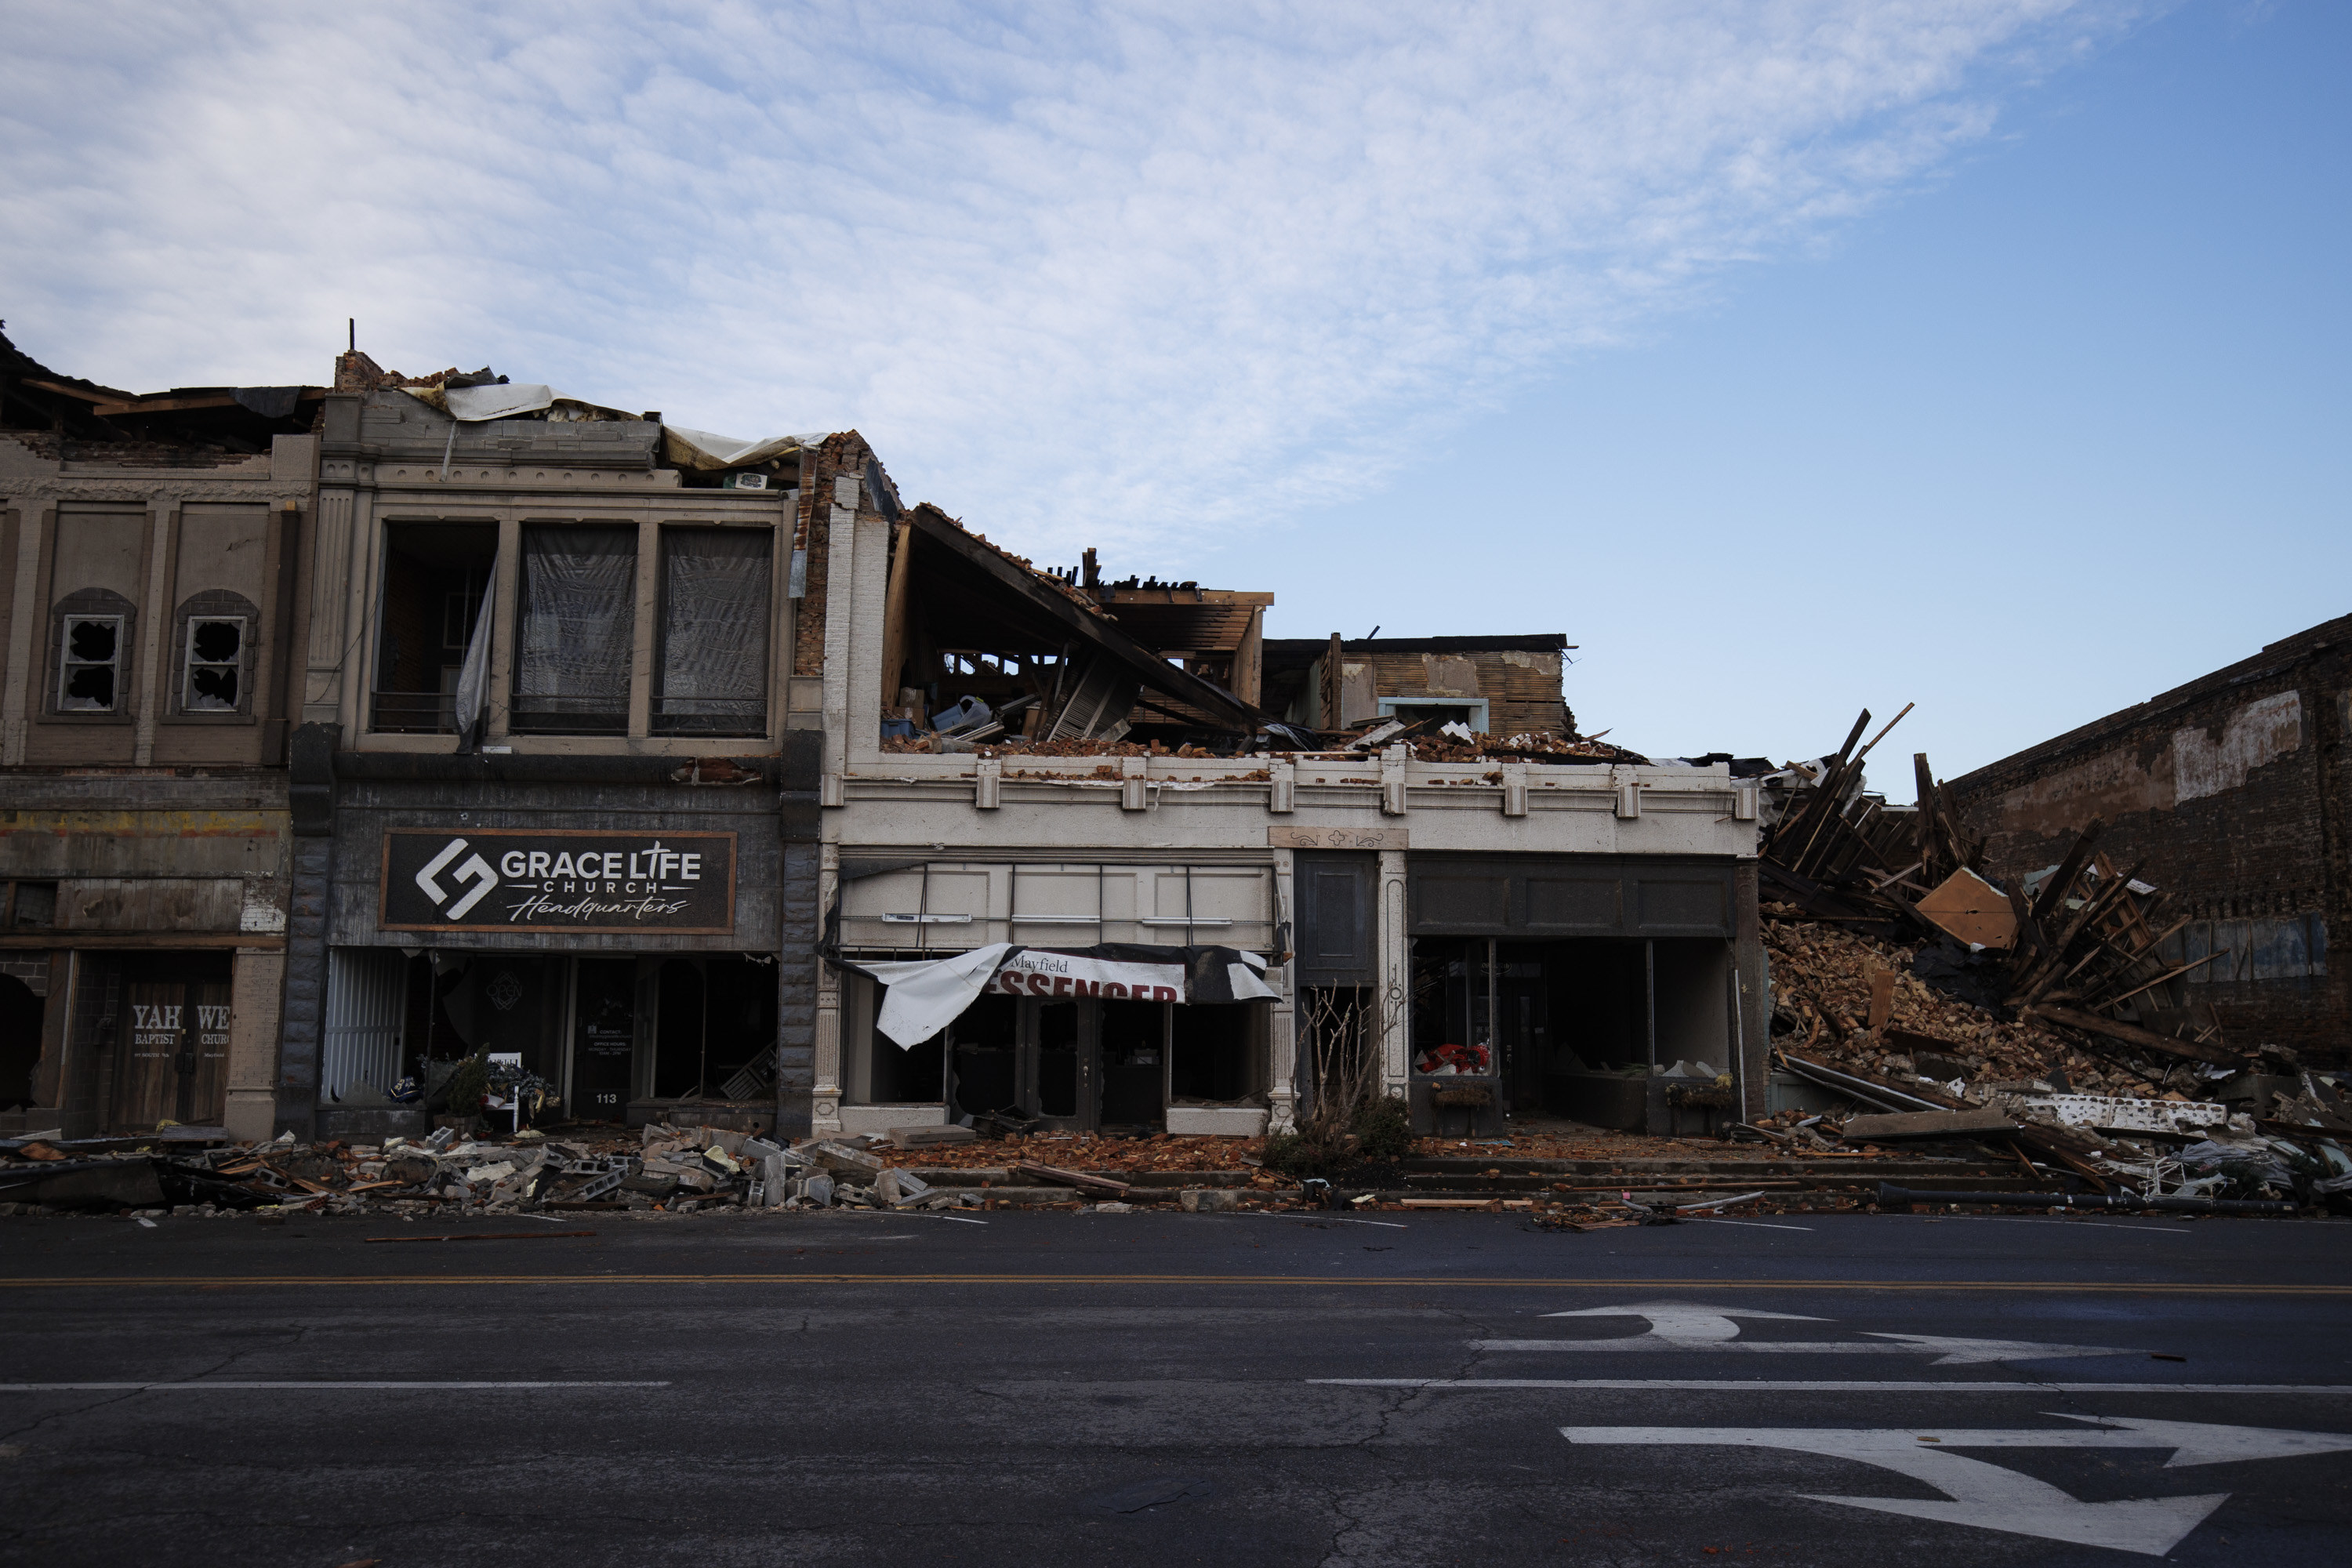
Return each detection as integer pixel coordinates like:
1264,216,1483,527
56,876,245,932
2163,914,2327,984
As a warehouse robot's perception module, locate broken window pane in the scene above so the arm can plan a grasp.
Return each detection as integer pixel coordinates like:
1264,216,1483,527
58,615,122,711
513,524,635,735
655,528,771,735
183,616,245,711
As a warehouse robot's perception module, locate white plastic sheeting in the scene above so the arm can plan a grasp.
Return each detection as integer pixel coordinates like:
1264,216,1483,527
658,528,771,730
402,383,636,423
662,425,822,474
514,525,634,727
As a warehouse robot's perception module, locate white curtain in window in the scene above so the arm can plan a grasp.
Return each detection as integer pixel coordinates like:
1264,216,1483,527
516,526,635,717
660,529,771,719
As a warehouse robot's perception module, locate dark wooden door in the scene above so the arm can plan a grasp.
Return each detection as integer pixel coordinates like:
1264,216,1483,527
115,978,183,1131
114,973,229,1130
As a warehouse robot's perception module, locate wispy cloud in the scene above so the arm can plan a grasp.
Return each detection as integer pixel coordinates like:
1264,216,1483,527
1,2,2138,553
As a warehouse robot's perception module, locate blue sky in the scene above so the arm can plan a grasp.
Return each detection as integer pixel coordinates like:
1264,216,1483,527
3,2,2342,778
1244,0,2350,773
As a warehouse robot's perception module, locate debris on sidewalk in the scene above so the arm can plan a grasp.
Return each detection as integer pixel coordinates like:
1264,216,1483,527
1753,766,2350,1214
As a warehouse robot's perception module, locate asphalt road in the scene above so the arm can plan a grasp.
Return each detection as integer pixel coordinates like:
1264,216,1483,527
3,1207,2350,1567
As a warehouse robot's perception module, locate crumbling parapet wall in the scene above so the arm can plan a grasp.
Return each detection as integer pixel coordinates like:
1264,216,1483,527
1353,646,1566,735
1950,614,2352,1058
790,430,878,685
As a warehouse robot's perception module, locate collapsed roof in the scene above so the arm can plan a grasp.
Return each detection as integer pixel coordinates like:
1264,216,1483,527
885,506,1264,742
1,326,324,453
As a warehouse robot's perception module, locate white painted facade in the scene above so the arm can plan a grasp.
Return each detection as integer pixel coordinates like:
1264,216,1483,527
810,507,1765,1135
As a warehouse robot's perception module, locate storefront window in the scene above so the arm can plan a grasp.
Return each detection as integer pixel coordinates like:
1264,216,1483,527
946,994,1018,1116
652,956,775,1101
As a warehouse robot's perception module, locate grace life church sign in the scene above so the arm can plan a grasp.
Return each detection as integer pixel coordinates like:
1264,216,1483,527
380,829,736,933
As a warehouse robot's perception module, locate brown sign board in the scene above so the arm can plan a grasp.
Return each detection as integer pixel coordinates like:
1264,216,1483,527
1269,826,1406,851
380,829,736,934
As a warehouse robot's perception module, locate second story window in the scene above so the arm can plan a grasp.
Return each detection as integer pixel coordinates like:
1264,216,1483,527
511,524,635,735
656,527,771,735
58,613,124,711
372,521,496,734
182,616,246,710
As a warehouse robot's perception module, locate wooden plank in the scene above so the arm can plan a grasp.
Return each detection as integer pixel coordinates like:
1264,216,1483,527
1232,605,1263,708
1011,1160,1131,1195
2029,820,2105,924
877,518,913,706
2021,1004,2247,1069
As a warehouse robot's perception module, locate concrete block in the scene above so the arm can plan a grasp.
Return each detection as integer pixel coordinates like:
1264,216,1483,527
839,1103,941,1136
1163,1107,1267,1138
1179,1188,1240,1213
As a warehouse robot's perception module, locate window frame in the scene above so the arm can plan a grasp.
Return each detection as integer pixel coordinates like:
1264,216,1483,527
359,511,782,748
55,611,127,715
508,521,640,737
652,523,775,738
178,612,252,717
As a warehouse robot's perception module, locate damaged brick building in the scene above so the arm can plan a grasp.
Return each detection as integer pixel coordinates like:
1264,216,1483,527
4,325,1776,1148
1,328,320,1140
1952,613,2352,1060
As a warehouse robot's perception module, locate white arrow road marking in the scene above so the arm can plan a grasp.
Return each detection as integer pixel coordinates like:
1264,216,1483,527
0,1381,671,1391
2048,1414,2352,1468
1539,1301,1825,1340
1311,1378,2352,1393
1480,1334,2132,1363
1559,1418,2352,1556
1486,1302,2128,1363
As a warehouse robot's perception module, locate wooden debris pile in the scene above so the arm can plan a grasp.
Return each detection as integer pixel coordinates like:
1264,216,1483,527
1760,707,2227,1065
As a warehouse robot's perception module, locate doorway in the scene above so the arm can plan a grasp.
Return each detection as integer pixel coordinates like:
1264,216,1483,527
110,953,230,1131
572,959,637,1121
928,996,1261,1132
0,975,42,1111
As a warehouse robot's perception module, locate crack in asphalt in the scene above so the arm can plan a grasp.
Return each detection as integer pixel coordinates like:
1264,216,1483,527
1317,1483,1368,1568
0,1340,260,1446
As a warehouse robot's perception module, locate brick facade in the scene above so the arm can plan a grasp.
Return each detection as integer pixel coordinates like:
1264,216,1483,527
1950,615,2352,1061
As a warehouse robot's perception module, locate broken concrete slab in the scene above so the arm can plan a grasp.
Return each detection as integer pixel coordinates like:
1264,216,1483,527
805,1141,886,1178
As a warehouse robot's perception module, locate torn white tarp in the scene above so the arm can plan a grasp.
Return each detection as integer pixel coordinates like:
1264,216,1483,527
401,384,640,423
662,425,823,474
842,943,1279,1048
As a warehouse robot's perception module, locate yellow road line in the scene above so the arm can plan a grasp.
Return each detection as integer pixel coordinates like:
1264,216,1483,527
2,1275,2349,1292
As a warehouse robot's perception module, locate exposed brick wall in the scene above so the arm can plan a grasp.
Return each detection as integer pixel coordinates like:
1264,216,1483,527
1355,648,1566,737
788,431,880,683
0,954,49,999
1950,615,2352,1061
